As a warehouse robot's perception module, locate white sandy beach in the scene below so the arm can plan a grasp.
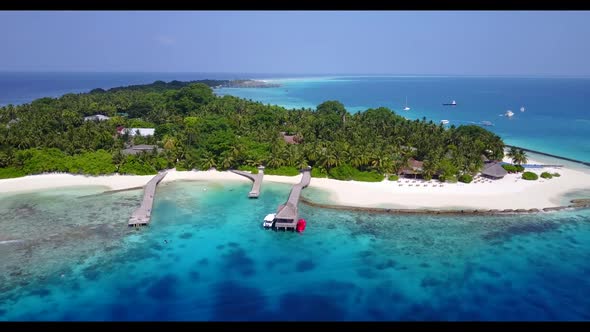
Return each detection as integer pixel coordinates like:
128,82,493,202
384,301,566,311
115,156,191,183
1,157,590,211
307,159,590,210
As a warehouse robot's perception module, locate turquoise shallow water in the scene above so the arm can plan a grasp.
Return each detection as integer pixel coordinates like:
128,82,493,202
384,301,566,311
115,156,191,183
1,180,589,321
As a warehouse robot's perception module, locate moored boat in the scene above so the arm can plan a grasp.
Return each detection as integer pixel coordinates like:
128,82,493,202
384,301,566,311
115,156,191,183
263,213,276,228
403,96,410,111
296,219,307,233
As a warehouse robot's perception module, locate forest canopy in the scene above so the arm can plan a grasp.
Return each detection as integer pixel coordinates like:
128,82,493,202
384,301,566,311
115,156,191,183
0,80,505,181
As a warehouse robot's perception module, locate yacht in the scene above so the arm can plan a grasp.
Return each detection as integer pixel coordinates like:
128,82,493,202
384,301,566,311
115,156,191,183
520,106,525,112
443,100,457,106
403,96,410,111
505,110,514,117
440,119,450,125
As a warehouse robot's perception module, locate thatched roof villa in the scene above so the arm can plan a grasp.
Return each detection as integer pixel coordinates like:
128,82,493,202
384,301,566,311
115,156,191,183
481,162,508,179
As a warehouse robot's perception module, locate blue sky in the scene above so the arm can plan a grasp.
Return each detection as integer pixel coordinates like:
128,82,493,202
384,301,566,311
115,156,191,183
0,11,589,76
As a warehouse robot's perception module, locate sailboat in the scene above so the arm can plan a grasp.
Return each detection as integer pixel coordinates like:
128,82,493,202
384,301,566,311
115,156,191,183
403,96,410,111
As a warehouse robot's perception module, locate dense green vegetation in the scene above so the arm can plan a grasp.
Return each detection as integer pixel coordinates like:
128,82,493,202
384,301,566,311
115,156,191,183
540,172,553,179
388,174,399,181
522,171,539,180
311,168,328,178
553,172,561,177
0,80,505,181
0,166,25,179
458,174,473,183
502,164,516,173
237,165,259,174
264,166,300,176
502,164,524,173
328,164,385,182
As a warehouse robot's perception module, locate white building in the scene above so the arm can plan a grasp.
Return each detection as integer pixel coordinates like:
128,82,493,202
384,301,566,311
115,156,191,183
124,128,155,137
84,114,110,121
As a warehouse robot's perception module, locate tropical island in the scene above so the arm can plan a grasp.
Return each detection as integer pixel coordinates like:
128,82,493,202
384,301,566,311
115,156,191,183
0,80,589,212
222,79,281,88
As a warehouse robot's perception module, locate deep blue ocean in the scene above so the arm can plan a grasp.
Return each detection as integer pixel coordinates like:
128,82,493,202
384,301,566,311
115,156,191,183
0,72,589,321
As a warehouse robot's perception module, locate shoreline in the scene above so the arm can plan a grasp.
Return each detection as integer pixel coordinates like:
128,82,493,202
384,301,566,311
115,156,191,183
1,155,590,214
300,196,590,216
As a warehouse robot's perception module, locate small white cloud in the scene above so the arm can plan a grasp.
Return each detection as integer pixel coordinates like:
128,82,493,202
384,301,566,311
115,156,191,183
154,34,176,46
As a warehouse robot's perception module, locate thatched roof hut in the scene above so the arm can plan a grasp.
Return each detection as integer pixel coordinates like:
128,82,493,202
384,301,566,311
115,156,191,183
280,132,301,144
400,158,424,175
121,145,163,156
481,162,507,179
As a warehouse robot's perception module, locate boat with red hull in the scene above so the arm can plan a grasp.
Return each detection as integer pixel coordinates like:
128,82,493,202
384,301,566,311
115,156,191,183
296,219,307,233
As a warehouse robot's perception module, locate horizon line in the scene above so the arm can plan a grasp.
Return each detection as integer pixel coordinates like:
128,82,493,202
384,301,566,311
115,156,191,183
1,70,589,79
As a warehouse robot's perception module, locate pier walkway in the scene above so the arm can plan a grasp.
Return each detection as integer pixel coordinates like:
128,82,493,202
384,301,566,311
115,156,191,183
274,167,312,231
128,171,167,227
230,166,265,198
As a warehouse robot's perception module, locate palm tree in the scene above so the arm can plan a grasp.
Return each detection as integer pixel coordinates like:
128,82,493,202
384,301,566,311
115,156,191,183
380,156,395,175
163,136,176,150
507,147,527,165
513,149,528,165
266,153,284,169
296,159,309,170
246,157,265,168
506,146,518,163
283,145,297,167
220,153,234,170
370,154,384,171
350,150,369,169
112,150,125,172
304,143,322,165
422,158,440,180
318,149,338,171
200,153,217,170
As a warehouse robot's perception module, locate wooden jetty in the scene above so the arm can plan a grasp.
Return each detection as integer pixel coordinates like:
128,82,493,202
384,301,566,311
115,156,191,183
128,171,167,227
273,166,312,231
230,166,265,198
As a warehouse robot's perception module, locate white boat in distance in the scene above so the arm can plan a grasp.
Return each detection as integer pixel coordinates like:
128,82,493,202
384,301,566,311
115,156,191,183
403,96,410,111
505,110,514,117
443,100,457,106
440,120,450,125
520,106,526,112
